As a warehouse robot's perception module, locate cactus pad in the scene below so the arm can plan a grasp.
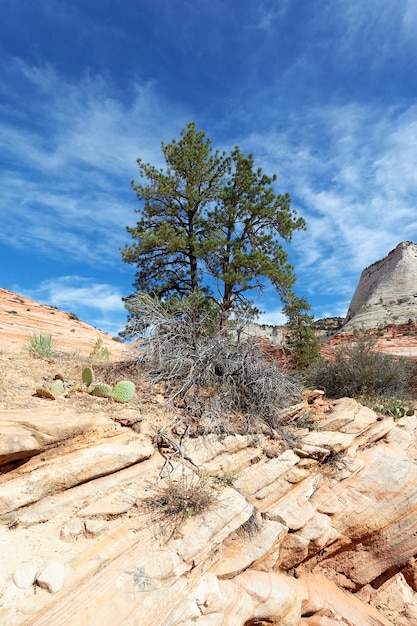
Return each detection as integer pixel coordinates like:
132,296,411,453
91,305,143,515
111,381,135,403
82,367,95,386
90,383,113,398
51,379,64,396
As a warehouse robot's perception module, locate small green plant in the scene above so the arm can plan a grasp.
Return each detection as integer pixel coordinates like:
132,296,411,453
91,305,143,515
374,398,414,419
89,338,111,361
212,466,241,487
111,380,135,403
27,332,56,358
295,412,319,430
68,312,79,321
90,382,114,398
82,367,95,386
34,365,135,403
50,379,64,396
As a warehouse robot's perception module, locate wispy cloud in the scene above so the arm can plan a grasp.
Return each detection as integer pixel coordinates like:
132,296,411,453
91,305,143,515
235,98,417,316
21,276,127,335
0,59,187,265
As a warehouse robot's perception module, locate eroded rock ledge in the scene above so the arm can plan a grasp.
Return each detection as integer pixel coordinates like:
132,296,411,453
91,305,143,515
1,396,417,625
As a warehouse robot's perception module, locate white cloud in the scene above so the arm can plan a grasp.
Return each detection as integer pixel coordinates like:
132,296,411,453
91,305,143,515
26,276,125,312
0,59,188,266
257,307,287,326
236,99,417,310
20,276,128,335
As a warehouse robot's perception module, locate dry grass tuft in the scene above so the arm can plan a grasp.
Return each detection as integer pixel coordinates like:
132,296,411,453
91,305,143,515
141,473,217,540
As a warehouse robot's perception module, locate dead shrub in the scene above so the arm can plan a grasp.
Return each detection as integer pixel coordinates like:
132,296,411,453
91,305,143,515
141,473,217,540
125,293,303,433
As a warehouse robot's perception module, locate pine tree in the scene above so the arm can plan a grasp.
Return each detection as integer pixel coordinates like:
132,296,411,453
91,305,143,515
122,123,307,328
282,293,322,371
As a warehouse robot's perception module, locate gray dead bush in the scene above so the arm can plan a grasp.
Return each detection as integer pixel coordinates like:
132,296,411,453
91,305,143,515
125,293,302,433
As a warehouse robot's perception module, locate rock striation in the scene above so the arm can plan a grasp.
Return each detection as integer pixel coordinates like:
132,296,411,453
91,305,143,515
1,394,417,625
342,241,417,331
0,288,129,357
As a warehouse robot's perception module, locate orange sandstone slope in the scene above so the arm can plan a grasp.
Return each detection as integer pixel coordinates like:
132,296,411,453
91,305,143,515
0,287,130,358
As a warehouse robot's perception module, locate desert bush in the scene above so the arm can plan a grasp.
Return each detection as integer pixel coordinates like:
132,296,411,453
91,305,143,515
26,331,56,358
307,337,415,399
125,293,302,433
141,473,216,539
89,337,111,361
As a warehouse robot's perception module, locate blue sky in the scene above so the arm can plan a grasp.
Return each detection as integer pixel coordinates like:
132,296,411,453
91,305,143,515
1,0,417,336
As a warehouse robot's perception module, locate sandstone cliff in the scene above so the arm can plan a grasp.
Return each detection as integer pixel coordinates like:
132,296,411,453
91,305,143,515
342,241,417,332
0,288,129,358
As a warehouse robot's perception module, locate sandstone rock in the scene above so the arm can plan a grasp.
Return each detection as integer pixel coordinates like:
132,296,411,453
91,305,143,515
84,519,107,537
210,519,286,579
184,433,256,465
342,241,417,331
229,569,304,626
77,485,138,518
3,453,163,526
403,557,417,591
317,398,378,434
0,424,41,465
0,431,154,516
0,287,130,357
36,562,65,593
299,572,393,626
301,430,356,454
60,518,85,541
310,484,344,515
275,534,310,569
234,449,299,498
324,445,417,585
0,407,120,448
298,512,333,549
267,478,317,531
369,572,417,623
13,564,37,589
174,486,254,564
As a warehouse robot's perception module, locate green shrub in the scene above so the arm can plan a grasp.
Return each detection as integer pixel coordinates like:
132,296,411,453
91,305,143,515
89,337,111,360
26,332,56,358
307,337,416,399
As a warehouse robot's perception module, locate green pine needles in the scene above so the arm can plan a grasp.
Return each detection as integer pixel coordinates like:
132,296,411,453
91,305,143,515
121,122,307,330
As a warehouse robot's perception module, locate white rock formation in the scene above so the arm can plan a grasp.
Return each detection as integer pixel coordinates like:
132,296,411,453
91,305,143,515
343,241,417,331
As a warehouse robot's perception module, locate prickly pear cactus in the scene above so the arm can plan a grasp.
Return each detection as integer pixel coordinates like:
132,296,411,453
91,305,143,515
90,383,113,398
69,382,87,393
111,381,135,403
51,379,64,396
82,367,95,386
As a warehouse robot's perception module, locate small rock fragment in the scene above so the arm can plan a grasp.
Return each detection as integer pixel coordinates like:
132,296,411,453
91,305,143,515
60,518,85,541
13,564,37,589
84,519,107,537
36,562,65,593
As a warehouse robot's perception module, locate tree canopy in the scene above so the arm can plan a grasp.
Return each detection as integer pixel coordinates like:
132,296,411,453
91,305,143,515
121,122,307,327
